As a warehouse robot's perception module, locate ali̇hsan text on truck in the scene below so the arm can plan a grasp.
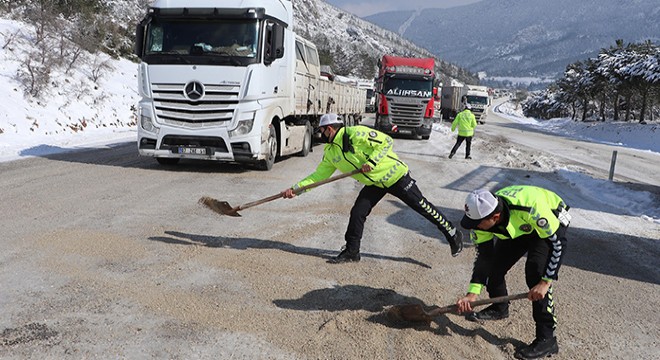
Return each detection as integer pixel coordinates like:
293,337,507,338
374,55,436,140
133,0,365,170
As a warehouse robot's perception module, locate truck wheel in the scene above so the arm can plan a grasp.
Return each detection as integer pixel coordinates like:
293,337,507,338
298,121,312,157
422,135,430,140
257,125,277,170
156,157,179,165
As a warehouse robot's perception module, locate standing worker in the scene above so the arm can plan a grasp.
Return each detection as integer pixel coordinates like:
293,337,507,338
282,113,464,263
448,104,477,159
455,186,570,359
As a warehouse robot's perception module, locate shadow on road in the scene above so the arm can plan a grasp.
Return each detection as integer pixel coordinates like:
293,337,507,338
29,141,254,173
148,231,432,268
565,226,660,285
273,284,524,348
22,140,325,174
382,199,471,249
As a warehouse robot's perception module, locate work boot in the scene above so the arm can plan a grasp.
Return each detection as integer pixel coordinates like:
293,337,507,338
514,337,559,359
465,156,472,159
448,153,455,159
328,247,360,264
465,304,509,322
448,231,463,257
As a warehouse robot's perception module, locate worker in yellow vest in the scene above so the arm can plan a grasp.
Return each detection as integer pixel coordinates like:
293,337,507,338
448,104,477,159
456,185,571,359
282,113,464,263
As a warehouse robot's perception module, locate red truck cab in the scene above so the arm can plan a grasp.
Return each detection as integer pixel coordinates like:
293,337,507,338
374,55,435,140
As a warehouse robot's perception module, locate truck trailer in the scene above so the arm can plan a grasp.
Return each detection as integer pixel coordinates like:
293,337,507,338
133,0,365,170
440,85,465,121
374,55,436,140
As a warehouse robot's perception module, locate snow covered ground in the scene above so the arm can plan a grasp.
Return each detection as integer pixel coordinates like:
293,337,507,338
494,101,659,153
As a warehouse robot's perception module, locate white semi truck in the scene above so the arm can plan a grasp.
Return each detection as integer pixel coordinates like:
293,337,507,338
134,0,365,170
440,83,491,124
464,85,491,124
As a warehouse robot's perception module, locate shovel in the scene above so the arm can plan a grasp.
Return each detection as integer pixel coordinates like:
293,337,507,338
199,169,363,217
388,292,528,324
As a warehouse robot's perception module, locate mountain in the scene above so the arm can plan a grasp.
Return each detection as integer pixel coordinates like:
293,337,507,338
364,0,660,78
292,0,478,83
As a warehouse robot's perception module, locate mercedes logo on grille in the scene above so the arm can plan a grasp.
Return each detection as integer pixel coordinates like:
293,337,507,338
184,81,204,101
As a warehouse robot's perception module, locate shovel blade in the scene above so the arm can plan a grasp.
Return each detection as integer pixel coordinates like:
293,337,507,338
387,304,433,323
199,197,242,217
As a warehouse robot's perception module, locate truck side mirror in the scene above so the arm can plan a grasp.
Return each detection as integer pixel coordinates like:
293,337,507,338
264,22,285,65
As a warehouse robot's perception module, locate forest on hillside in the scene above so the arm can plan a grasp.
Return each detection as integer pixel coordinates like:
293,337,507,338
524,40,659,123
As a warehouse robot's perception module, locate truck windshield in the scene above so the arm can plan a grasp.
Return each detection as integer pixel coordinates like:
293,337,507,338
382,78,433,98
143,19,259,65
466,95,489,105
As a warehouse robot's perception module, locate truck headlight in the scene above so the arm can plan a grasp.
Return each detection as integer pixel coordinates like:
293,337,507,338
229,112,255,137
140,115,159,133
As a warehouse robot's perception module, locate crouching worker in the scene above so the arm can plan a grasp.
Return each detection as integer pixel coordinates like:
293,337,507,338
455,185,570,359
281,113,464,263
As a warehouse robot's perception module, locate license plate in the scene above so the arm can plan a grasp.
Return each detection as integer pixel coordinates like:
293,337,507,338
398,129,412,135
176,147,207,155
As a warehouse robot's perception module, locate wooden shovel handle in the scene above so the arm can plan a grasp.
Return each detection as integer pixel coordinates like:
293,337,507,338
428,292,529,317
236,169,362,211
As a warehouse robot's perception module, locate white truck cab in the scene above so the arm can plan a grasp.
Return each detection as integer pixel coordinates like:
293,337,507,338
465,85,491,124
134,0,363,170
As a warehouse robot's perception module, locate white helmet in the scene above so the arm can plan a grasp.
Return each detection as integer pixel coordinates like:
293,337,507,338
319,113,343,127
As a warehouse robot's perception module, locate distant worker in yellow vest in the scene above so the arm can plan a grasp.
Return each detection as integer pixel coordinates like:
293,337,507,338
456,186,571,360
448,104,477,159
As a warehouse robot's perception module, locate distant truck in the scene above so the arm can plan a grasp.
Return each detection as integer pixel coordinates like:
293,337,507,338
133,0,365,170
465,85,491,124
374,55,436,140
357,80,376,113
440,84,491,124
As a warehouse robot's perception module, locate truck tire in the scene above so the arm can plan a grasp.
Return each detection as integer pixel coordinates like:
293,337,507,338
298,121,312,157
156,157,180,165
257,125,277,171
422,134,430,140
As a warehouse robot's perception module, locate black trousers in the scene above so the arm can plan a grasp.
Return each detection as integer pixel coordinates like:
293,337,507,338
450,135,472,157
343,172,455,253
485,226,568,340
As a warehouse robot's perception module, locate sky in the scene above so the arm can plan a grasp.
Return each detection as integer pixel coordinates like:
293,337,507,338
1,17,658,225
325,0,482,17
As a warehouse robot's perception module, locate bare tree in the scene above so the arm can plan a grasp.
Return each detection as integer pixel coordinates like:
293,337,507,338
1,29,21,49
88,54,112,83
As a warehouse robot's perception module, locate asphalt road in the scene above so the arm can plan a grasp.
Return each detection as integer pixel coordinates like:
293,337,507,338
0,115,658,359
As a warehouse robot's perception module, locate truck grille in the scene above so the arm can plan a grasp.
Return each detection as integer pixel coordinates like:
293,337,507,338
151,83,240,128
390,101,428,126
